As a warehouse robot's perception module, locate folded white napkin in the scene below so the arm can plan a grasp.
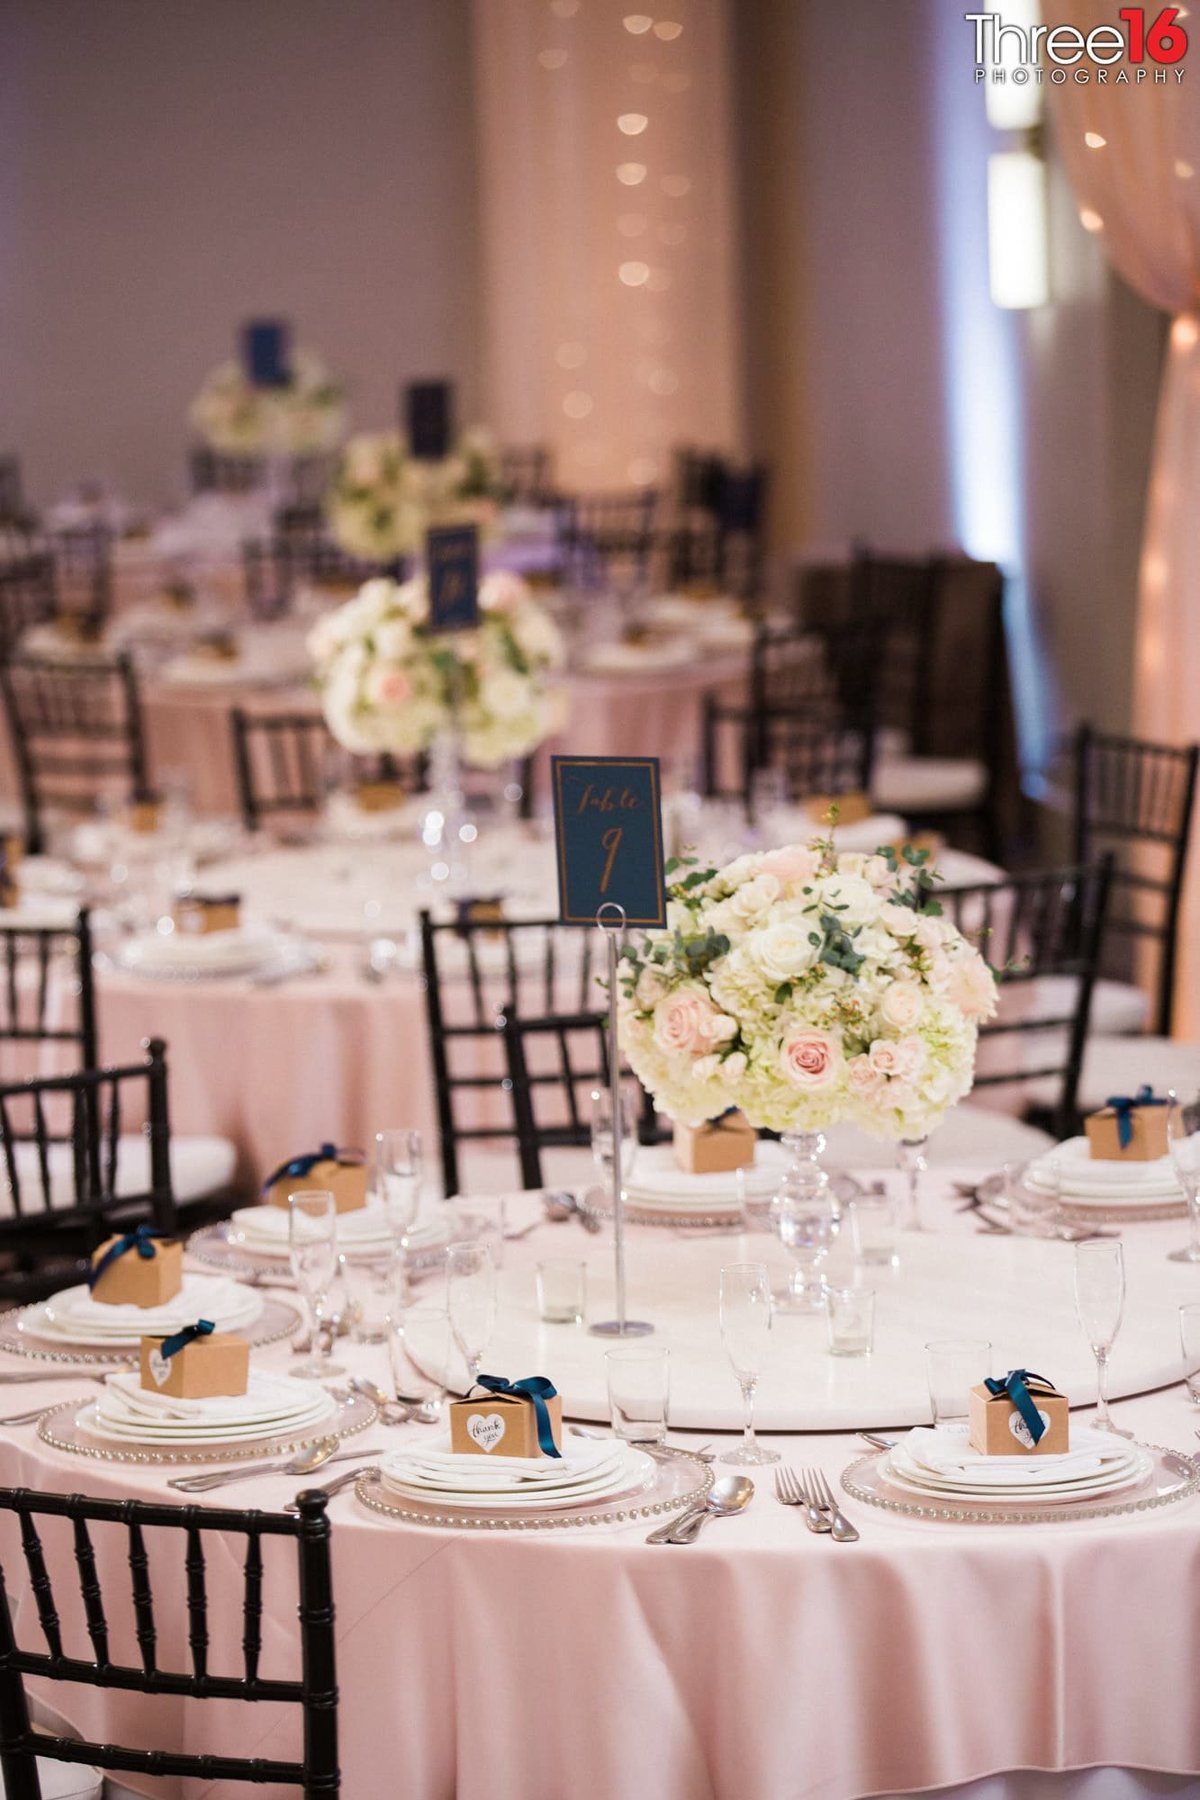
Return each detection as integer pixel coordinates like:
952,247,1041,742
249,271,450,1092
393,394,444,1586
899,1424,1137,1489
98,1368,332,1429
44,1275,262,1336
383,1438,627,1494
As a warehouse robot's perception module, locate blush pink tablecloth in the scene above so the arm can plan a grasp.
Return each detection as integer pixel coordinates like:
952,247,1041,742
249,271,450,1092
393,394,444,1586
0,1179,1198,1800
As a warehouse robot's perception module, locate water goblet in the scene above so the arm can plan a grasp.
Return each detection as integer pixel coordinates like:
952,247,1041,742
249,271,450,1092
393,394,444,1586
925,1339,991,1431
288,1190,344,1378
776,1189,837,1312
446,1242,498,1389
1074,1237,1131,1436
1166,1092,1200,1264
375,1128,423,1299
718,1263,779,1465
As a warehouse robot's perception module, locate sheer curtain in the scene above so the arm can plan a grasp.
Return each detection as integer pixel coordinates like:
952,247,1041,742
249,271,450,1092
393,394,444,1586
1050,9,1200,1033
471,0,743,493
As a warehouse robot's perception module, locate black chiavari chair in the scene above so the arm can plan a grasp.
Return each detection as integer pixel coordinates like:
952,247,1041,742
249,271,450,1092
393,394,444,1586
243,523,375,622
49,523,112,629
714,464,768,602
0,536,56,664
0,655,149,854
499,445,554,506
0,460,34,531
0,1040,175,1301
188,446,264,496
939,859,1113,1139
500,1008,616,1191
0,912,98,1076
701,696,874,814
230,709,425,834
0,1486,338,1798
1072,724,1199,1038
420,912,612,1198
556,489,660,590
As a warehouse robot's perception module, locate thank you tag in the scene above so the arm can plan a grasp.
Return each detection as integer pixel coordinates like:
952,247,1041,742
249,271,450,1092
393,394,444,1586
1008,1407,1051,1450
552,755,667,928
468,1412,507,1453
148,1348,170,1389
426,524,479,633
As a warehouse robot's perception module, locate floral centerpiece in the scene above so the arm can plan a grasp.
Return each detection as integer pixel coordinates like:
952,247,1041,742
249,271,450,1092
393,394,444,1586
189,350,346,456
308,569,566,767
617,834,997,1141
325,427,502,563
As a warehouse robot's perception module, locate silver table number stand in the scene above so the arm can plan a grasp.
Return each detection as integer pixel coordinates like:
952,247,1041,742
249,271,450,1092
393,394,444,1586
589,902,653,1338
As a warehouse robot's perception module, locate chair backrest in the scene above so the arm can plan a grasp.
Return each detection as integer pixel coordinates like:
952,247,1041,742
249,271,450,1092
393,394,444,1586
846,547,942,746
556,489,660,589
242,528,375,623
0,1486,338,1798
188,446,264,496
419,911,605,1197
500,1008,613,1191
49,524,113,629
0,910,98,1074
229,709,424,834
701,694,874,810
0,655,149,854
0,1038,176,1300
499,445,554,506
939,859,1113,1138
0,459,27,527
0,538,57,664
1072,723,1199,1036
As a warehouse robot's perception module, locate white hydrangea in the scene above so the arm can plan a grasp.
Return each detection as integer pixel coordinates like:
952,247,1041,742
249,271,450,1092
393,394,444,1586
189,349,346,456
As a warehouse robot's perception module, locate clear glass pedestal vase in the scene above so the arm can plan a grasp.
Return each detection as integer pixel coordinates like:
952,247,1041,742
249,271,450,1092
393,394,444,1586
420,731,473,895
773,1130,839,1314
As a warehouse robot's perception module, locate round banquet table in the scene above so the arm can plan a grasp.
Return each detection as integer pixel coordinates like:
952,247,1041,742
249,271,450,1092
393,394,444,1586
1,1175,1199,1800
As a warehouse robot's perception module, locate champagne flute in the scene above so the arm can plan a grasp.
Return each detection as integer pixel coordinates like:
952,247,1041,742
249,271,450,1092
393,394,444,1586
375,1128,423,1303
1166,1092,1200,1264
446,1242,497,1389
288,1190,344,1378
1074,1238,1130,1436
718,1263,780,1465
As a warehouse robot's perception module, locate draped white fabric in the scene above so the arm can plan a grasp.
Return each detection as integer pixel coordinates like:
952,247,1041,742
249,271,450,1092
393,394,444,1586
1049,7,1200,1031
471,0,743,491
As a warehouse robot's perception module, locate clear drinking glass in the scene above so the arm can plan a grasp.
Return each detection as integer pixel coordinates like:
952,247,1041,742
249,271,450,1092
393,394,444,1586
825,1285,875,1356
1166,1093,1200,1264
776,1189,837,1312
847,1193,899,1268
605,1345,670,1444
925,1338,991,1430
535,1258,587,1325
1074,1238,1130,1436
288,1190,344,1378
1003,1158,1063,1237
897,1136,929,1231
338,1251,389,1345
1180,1303,1200,1404
718,1263,779,1464
590,1087,638,1191
375,1128,423,1300
446,1242,498,1388
748,765,788,830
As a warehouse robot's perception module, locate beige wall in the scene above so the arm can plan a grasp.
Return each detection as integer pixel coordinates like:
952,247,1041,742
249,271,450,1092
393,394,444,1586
0,0,479,509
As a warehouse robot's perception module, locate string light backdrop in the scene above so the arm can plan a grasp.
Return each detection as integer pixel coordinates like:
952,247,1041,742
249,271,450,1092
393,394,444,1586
473,0,743,491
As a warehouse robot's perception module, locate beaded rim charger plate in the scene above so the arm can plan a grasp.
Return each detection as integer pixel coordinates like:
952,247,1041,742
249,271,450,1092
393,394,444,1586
354,1444,713,1531
0,1294,301,1365
589,1171,864,1231
35,1388,376,1466
977,1172,1186,1227
840,1442,1200,1525
187,1221,454,1279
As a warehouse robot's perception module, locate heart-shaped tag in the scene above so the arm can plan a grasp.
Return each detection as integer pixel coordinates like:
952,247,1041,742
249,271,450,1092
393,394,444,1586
467,1412,506,1453
147,1349,171,1389
1008,1407,1051,1450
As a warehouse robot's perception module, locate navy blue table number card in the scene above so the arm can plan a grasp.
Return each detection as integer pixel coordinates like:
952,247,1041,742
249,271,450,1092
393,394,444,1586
553,756,668,928
242,320,291,388
426,524,479,632
406,380,453,460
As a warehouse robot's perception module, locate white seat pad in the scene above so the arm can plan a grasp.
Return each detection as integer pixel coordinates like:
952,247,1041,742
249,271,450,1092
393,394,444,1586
1088,979,1152,1037
873,754,987,812
0,1135,236,1218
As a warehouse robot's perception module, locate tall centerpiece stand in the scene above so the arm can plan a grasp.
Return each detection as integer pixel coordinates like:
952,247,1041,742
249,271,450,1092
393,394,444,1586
590,902,653,1339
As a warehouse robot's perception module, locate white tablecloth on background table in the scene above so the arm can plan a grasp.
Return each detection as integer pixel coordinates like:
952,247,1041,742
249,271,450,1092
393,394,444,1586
0,1175,1199,1800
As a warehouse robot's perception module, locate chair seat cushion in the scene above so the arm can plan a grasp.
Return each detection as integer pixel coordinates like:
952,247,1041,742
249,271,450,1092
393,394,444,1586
1087,979,1152,1038
0,1756,104,1799
872,755,988,813
0,1134,236,1218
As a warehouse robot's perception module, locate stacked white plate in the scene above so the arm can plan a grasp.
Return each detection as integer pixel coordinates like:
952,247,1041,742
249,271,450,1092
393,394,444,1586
115,924,289,980
623,1141,789,1215
380,1437,656,1513
31,1275,262,1347
1026,1135,1184,1209
85,1369,337,1446
227,1203,449,1261
882,1424,1153,1503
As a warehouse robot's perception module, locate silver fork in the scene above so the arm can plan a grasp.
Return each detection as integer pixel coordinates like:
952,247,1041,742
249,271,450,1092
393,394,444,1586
774,1464,828,1533
806,1467,860,1542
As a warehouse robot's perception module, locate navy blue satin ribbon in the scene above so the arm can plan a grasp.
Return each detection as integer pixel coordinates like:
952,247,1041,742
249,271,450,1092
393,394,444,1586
984,1369,1056,1446
1105,1086,1168,1150
474,1374,562,1459
261,1143,364,1195
88,1225,166,1291
156,1319,215,1362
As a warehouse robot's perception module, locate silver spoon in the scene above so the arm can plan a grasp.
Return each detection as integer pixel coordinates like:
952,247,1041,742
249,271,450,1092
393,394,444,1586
348,1375,441,1425
664,1475,755,1544
167,1437,352,1494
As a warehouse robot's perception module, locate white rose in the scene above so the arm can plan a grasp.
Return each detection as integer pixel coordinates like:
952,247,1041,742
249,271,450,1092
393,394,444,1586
727,872,782,927
880,902,919,939
817,872,877,929
879,981,923,1032
748,919,818,986
483,668,533,720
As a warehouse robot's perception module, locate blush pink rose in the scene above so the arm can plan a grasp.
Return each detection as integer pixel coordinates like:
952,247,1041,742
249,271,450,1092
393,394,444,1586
847,1054,883,1095
868,1040,901,1078
365,664,412,708
653,990,717,1056
947,953,998,1020
779,1030,841,1089
757,845,819,889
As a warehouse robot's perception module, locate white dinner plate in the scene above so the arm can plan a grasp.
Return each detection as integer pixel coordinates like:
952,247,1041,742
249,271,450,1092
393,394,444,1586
35,1275,262,1344
380,1439,655,1512
623,1141,788,1207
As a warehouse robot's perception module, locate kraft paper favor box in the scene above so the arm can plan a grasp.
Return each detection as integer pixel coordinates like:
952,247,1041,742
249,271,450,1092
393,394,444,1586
139,1328,249,1400
126,798,162,835
1086,1092,1171,1163
89,1234,183,1309
449,1383,564,1460
968,1375,1069,1457
173,893,241,935
809,790,872,825
354,781,408,814
264,1146,368,1215
673,1111,756,1176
